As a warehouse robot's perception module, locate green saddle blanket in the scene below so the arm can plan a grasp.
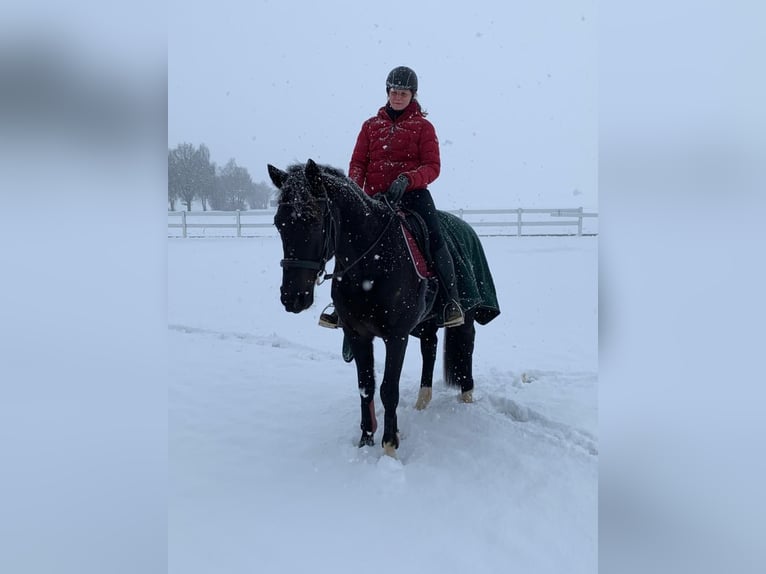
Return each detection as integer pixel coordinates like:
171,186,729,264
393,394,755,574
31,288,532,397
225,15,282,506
438,210,501,325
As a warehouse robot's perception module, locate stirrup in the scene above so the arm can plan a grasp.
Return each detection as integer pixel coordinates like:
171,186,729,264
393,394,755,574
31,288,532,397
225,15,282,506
442,300,464,328
318,303,340,329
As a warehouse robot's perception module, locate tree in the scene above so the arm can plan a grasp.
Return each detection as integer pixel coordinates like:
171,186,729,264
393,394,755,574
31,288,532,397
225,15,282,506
212,159,254,211
168,150,179,210
168,143,216,211
249,182,273,209
168,143,196,210
194,144,216,211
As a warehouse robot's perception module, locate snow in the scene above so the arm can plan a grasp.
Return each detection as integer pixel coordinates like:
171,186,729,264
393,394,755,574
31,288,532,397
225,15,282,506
169,235,597,573
2,1,765,572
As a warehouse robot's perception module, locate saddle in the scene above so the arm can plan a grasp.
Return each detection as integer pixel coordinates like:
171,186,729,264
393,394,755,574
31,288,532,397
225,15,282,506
396,209,435,279
394,209,439,326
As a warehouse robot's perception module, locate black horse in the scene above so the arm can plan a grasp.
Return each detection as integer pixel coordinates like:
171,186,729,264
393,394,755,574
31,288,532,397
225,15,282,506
269,160,499,456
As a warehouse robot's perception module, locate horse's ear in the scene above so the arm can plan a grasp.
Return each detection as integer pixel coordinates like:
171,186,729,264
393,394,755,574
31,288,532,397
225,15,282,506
267,164,287,189
304,159,324,197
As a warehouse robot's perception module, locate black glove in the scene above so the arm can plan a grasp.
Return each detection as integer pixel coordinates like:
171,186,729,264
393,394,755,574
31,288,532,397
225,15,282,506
383,174,409,205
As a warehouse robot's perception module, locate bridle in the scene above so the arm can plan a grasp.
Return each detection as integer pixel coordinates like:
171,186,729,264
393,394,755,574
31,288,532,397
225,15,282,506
278,184,397,285
278,198,335,285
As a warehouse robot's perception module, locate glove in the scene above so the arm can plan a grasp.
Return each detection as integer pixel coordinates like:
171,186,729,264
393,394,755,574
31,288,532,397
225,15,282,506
383,174,409,205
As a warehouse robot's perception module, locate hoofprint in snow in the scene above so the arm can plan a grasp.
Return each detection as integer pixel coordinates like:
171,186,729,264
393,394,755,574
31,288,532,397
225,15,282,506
169,235,597,574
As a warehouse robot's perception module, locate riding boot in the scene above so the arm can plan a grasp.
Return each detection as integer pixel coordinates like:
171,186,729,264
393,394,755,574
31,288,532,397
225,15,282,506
432,244,464,327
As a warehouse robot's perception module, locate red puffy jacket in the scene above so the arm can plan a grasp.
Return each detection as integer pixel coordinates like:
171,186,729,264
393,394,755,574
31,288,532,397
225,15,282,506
348,100,440,197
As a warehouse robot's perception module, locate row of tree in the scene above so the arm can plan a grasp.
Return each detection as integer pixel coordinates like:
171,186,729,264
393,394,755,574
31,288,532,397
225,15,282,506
168,143,273,211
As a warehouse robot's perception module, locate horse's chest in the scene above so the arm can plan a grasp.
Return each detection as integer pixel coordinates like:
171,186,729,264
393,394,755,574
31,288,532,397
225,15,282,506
333,255,417,304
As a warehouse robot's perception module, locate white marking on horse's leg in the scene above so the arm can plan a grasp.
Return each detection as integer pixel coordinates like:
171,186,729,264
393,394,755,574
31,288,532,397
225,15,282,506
415,387,432,410
460,390,473,403
383,442,397,458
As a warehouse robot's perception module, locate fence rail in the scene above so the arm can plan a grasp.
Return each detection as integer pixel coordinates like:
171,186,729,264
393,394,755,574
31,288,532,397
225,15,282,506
168,207,598,238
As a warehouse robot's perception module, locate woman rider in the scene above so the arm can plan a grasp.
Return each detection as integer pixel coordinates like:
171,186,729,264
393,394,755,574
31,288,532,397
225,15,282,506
319,65,464,329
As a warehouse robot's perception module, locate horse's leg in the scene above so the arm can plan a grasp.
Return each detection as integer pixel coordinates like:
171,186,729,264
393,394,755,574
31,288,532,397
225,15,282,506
415,321,438,410
350,334,377,446
380,335,409,457
458,315,476,402
444,313,476,403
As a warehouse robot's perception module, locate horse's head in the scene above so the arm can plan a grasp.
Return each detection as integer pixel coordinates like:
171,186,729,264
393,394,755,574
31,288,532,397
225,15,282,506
268,159,335,313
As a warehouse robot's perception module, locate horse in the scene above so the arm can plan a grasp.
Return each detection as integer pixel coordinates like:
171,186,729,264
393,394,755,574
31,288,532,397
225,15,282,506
268,159,500,457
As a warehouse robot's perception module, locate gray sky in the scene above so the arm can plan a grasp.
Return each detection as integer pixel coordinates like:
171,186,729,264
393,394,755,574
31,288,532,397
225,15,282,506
169,0,596,210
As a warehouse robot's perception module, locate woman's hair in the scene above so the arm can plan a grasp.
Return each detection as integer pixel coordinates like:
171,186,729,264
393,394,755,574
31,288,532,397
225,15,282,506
386,94,428,117
414,96,428,117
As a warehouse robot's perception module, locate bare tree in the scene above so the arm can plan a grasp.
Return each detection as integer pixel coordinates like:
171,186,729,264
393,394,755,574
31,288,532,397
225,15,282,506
168,143,216,211
213,159,254,211
194,144,215,211
168,150,179,210
249,182,273,209
168,143,197,211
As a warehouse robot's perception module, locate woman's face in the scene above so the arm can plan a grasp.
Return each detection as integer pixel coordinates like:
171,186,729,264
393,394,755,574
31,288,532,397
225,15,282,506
388,89,413,111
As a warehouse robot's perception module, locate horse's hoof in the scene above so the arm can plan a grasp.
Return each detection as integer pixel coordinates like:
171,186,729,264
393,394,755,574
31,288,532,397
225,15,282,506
358,433,375,447
382,442,398,458
460,390,473,403
415,387,432,410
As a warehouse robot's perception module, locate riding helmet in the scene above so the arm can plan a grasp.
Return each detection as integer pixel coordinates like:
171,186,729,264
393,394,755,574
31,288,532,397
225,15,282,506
386,66,418,93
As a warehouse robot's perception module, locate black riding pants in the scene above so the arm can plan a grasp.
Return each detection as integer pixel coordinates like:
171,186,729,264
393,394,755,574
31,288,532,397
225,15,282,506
398,188,444,254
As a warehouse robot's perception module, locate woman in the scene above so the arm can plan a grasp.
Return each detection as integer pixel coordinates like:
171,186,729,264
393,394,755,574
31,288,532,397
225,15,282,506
320,65,464,329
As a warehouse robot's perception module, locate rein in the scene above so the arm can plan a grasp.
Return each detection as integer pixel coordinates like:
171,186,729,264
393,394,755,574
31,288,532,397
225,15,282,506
279,193,397,285
330,211,396,281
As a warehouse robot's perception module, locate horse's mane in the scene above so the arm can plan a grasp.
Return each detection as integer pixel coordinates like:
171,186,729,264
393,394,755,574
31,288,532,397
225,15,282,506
274,163,324,213
278,161,380,215
281,162,345,180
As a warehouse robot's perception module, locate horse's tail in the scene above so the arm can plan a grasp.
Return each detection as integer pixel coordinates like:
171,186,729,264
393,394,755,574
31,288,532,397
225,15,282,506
443,312,476,392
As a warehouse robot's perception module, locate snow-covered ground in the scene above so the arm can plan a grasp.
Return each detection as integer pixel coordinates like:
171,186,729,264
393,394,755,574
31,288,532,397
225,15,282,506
169,235,597,574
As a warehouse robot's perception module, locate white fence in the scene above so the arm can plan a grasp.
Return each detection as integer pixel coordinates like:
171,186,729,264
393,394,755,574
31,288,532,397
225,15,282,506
168,207,598,238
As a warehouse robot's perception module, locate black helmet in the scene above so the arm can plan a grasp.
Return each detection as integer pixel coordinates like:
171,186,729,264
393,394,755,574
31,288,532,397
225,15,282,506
386,66,418,93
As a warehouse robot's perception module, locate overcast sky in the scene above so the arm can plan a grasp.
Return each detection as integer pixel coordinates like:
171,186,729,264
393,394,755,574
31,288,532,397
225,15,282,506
169,0,596,210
